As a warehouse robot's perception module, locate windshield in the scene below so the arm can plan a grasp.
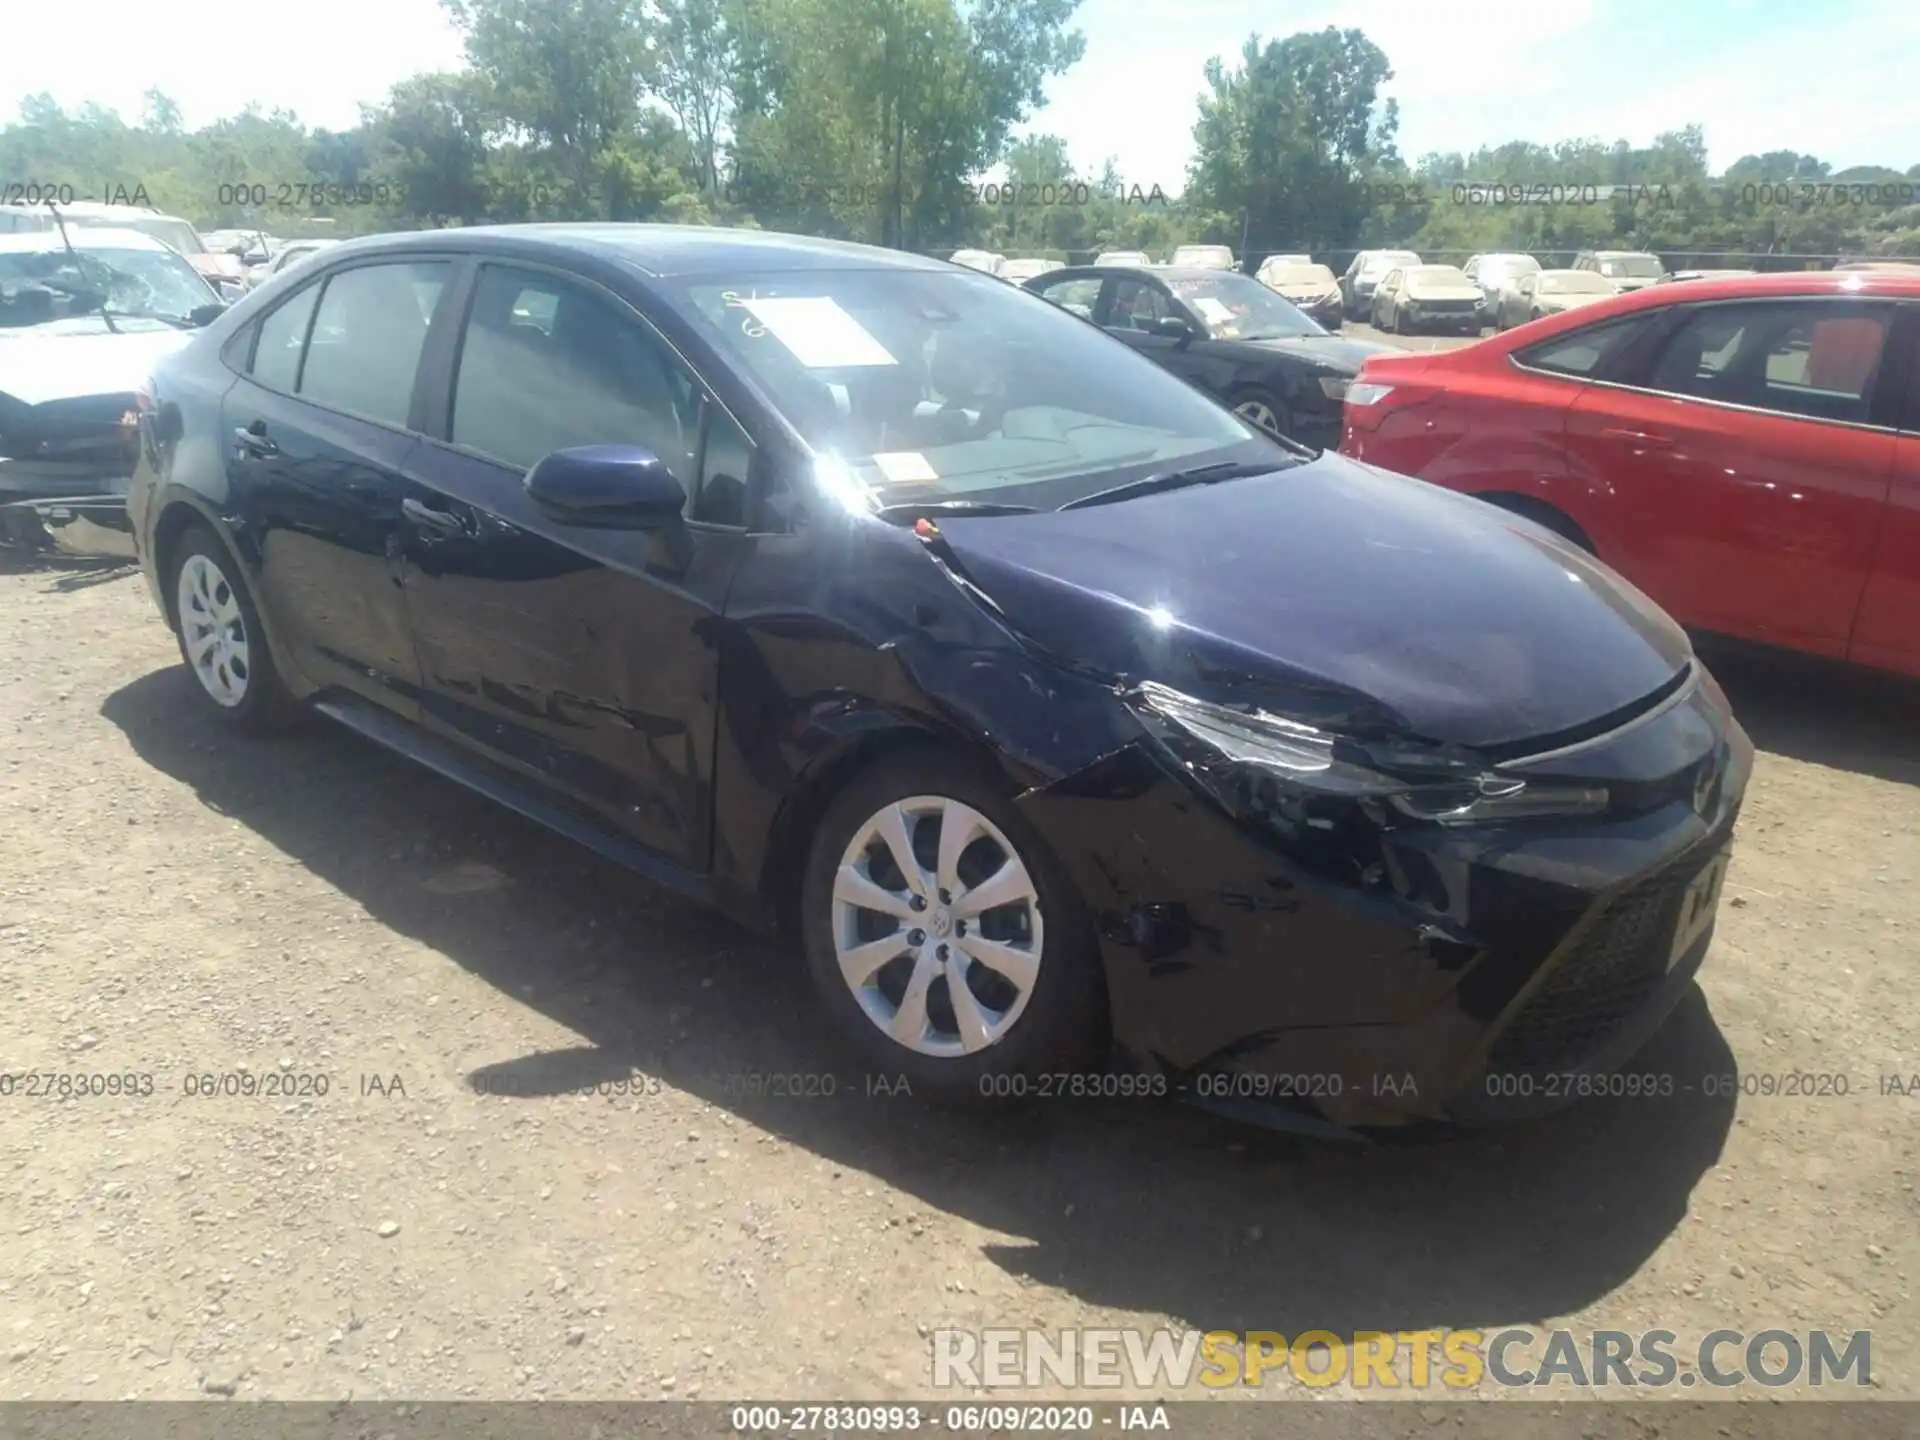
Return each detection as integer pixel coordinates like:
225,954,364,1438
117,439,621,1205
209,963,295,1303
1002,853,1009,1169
1165,272,1324,340
1096,252,1149,266
1601,255,1665,278
1541,272,1615,295
1172,247,1233,267
0,243,217,328
675,269,1271,510
1407,266,1470,285
1270,263,1337,289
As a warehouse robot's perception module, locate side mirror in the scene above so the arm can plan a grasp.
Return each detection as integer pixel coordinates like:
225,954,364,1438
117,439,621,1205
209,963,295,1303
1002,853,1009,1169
525,445,687,529
1151,314,1195,341
188,302,229,327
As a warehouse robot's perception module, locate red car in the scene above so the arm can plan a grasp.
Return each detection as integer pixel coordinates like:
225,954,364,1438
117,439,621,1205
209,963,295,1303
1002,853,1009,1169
1340,271,1920,679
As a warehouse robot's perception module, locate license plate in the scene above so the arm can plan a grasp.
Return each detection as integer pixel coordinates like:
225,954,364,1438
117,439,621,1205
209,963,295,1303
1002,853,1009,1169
1668,850,1731,970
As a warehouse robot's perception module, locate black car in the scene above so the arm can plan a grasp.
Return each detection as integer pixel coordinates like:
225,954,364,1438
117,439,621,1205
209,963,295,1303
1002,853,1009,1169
1022,265,1393,448
128,224,1750,1130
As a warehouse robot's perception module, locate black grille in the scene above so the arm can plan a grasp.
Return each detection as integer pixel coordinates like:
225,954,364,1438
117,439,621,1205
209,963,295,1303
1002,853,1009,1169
1486,845,1722,1074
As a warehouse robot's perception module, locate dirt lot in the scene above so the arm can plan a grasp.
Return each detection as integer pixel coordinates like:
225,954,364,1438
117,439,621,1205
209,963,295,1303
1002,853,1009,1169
2,508,1918,1403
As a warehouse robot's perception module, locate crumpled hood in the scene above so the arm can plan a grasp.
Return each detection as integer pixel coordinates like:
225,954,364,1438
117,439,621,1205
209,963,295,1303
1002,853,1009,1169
934,453,1692,751
0,326,193,406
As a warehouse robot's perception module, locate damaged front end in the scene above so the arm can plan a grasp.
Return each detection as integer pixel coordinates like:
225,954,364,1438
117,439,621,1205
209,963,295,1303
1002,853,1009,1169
0,393,144,560
1010,655,1746,1131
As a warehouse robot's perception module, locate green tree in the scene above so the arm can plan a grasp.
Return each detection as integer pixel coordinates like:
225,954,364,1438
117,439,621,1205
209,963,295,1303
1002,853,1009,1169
1187,27,1398,260
443,0,657,211
653,0,736,194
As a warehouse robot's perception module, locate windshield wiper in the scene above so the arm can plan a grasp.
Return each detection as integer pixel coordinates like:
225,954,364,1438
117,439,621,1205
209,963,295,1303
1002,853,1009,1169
875,499,1040,523
102,308,196,330
1057,460,1283,511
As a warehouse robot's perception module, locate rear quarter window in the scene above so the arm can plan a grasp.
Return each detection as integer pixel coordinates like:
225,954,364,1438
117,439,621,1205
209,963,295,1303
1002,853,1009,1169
1515,313,1655,378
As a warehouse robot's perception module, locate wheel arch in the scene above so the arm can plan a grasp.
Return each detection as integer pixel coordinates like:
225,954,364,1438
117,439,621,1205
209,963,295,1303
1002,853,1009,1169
1474,490,1597,554
151,494,237,631
755,710,1029,935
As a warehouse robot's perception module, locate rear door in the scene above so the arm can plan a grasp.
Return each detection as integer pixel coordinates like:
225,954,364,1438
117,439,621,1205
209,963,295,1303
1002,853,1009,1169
222,256,453,713
396,259,753,870
1563,296,1897,657
1849,303,1920,676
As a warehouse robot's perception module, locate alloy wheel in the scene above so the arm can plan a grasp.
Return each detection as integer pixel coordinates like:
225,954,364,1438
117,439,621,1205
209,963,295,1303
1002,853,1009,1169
1233,399,1283,436
829,794,1044,1058
177,553,251,708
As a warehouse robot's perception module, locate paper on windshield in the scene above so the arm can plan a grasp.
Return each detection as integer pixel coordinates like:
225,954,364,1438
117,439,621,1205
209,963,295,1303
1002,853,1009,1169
873,451,939,485
1192,296,1234,324
739,296,897,368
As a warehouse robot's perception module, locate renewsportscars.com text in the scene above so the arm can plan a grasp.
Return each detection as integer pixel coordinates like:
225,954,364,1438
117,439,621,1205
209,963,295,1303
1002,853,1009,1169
931,1327,1871,1391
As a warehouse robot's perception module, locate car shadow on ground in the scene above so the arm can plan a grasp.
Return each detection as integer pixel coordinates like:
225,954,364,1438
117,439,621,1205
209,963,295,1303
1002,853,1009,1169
1695,636,1920,789
0,548,139,590
106,664,1740,1339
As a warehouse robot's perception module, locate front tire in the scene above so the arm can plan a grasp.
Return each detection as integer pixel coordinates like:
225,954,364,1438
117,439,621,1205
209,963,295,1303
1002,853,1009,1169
800,750,1105,1102
170,526,300,733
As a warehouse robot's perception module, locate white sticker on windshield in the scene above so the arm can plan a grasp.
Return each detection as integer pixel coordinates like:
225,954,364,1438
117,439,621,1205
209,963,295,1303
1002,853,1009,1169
739,296,898,368
873,451,939,484
1193,296,1234,323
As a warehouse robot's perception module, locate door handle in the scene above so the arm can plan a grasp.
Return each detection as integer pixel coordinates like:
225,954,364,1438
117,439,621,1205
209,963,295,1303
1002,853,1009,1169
232,422,278,458
402,497,465,534
1599,427,1674,449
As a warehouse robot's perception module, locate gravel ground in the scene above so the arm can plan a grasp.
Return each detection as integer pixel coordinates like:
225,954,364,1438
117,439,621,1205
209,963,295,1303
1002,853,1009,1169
1,477,1916,1404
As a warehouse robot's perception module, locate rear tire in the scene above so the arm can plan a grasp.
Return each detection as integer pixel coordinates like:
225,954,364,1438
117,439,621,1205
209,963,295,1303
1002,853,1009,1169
1229,388,1290,440
800,750,1106,1104
169,527,301,734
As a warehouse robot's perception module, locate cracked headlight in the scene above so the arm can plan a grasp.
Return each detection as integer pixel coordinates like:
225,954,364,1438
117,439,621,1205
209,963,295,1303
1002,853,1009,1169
1130,681,1608,827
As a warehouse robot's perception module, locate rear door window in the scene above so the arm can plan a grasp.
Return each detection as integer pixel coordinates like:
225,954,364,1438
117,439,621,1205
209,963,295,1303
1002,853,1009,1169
1036,276,1101,318
297,261,450,428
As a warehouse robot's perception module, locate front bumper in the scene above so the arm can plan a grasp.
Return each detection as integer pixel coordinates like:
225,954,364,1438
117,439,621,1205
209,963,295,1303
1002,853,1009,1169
1402,304,1481,333
1290,297,1344,329
1016,665,1751,1127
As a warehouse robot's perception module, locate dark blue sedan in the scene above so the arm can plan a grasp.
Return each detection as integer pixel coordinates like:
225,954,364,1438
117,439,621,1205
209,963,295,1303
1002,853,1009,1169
127,224,1751,1127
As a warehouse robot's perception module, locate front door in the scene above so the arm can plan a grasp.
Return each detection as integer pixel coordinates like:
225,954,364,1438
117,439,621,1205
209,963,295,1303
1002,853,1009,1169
1100,276,1212,391
398,261,754,870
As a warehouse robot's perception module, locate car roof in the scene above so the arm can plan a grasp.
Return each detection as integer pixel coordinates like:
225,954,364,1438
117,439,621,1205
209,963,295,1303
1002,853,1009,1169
0,226,176,254
1591,249,1659,258
1551,269,1920,311
316,224,955,279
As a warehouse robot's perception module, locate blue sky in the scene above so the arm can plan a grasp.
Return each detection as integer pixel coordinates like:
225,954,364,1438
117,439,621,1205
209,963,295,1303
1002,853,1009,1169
8,0,1917,183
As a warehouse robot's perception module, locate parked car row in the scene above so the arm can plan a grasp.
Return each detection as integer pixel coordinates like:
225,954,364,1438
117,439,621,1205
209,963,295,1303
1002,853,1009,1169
950,245,1248,278
121,222,1753,1131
